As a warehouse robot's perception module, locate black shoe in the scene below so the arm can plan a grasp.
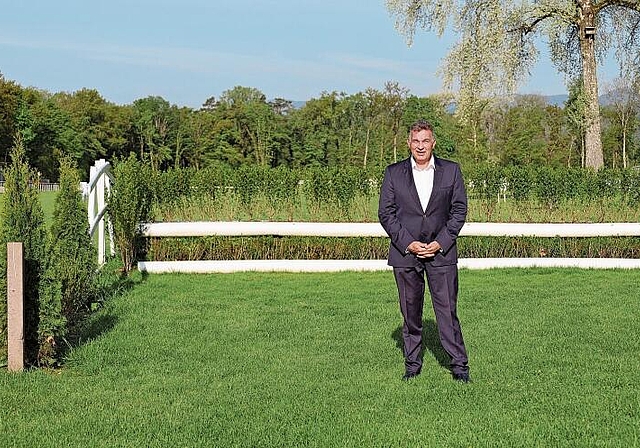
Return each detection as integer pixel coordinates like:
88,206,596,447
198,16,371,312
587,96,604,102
452,372,471,383
402,371,420,381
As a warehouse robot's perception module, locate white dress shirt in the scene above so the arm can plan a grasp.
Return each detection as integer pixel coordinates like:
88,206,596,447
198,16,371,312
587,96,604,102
411,156,435,212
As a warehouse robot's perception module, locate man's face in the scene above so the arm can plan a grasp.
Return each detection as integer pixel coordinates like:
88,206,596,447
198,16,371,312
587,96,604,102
408,128,436,167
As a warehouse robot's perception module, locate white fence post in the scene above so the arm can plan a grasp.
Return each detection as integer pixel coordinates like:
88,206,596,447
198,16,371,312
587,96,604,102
87,159,115,265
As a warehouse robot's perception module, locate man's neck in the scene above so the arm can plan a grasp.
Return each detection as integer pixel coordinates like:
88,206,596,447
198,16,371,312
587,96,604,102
412,156,434,170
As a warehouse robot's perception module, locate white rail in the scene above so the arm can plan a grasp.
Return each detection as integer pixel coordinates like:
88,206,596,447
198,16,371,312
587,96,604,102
137,258,640,273
141,221,640,238
137,221,640,273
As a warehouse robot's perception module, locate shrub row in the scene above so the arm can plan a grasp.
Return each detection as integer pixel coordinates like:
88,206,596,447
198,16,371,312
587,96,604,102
144,164,640,211
1,144,97,367
149,165,383,210
145,236,640,261
464,165,640,205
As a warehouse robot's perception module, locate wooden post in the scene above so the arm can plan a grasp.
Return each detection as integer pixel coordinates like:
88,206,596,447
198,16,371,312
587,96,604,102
7,242,24,372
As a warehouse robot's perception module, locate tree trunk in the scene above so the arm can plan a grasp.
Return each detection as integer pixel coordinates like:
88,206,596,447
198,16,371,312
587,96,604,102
364,127,370,167
579,5,604,170
622,129,627,169
393,132,398,163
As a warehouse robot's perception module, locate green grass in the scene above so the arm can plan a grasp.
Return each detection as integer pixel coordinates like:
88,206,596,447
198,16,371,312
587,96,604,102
2,269,639,447
38,191,57,223
0,191,58,225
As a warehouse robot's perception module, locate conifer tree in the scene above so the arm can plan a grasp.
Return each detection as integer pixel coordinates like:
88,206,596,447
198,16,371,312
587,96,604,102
0,136,50,365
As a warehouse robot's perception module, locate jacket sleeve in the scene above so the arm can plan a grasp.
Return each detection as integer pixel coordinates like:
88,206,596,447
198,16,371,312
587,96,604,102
434,163,467,254
378,166,415,254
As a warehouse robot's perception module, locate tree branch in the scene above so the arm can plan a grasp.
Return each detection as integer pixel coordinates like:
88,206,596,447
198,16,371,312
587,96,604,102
508,13,555,35
595,0,640,14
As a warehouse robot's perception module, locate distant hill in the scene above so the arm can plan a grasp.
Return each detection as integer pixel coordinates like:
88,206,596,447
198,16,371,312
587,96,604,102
291,100,306,109
543,94,612,106
544,94,569,106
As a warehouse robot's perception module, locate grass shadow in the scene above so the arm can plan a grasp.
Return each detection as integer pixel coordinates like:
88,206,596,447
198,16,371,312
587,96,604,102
391,319,449,369
61,260,148,357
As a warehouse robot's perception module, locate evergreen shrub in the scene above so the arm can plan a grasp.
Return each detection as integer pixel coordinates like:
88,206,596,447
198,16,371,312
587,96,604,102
108,154,154,273
0,138,53,365
47,157,97,325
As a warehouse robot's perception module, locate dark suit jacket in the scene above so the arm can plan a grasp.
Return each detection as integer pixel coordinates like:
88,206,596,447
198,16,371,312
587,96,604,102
378,156,467,268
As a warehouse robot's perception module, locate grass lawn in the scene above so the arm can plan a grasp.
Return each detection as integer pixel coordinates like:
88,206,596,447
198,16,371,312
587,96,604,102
0,190,58,225
1,269,639,447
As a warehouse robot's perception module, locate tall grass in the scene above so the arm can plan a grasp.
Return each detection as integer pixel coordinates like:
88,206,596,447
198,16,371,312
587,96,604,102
152,192,640,224
145,190,640,261
1,269,638,446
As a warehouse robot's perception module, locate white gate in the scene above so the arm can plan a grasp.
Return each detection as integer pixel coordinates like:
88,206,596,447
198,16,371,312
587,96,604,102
87,159,115,265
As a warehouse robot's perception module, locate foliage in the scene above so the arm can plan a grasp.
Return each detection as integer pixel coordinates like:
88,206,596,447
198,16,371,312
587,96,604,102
402,95,459,159
2,72,640,177
47,157,97,325
108,154,154,273
0,137,52,365
146,235,639,262
147,163,640,221
0,74,23,164
386,0,640,170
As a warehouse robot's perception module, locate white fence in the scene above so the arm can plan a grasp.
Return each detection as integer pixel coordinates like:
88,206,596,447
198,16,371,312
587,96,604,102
87,159,115,265
137,221,640,273
83,159,640,272
0,181,59,193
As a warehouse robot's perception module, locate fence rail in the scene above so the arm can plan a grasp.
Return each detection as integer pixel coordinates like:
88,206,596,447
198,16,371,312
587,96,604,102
141,221,640,238
137,221,640,273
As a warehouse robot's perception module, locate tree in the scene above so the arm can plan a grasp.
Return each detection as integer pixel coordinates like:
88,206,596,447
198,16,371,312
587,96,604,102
0,136,52,365
492,95,552,166
48,157,97,321
382,81,410,163
132,96,174,171
289,91,347,167
0,73,23,167
386,0,640,170
15,87,72,181
602,71,640,168
215,86,278,166
565,78,589,167
53,89,110,173
108,154,153,274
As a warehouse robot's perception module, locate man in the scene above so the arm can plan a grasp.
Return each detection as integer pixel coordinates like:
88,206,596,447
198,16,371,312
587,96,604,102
378,119,470,383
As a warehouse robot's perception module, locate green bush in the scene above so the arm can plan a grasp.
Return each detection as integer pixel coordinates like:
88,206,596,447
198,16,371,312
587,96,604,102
146,235,640,262
47,157,97,324
108,154,154,273
0,138,53,366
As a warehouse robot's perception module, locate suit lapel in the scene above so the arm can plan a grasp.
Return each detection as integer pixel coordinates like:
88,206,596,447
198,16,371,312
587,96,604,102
432,156,444,188
402,158,423,213
424,156,443,213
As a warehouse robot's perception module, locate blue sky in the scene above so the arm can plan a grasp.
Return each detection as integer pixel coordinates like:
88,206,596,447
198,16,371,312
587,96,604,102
1,0,619,108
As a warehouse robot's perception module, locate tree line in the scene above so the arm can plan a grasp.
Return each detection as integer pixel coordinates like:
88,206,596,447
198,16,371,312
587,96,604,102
1,73,639,182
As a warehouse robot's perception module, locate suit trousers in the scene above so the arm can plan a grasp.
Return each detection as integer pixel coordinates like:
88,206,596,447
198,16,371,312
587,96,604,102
393,263,469,375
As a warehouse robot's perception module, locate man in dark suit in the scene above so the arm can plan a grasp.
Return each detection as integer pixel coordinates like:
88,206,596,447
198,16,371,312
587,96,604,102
378,119,470,383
